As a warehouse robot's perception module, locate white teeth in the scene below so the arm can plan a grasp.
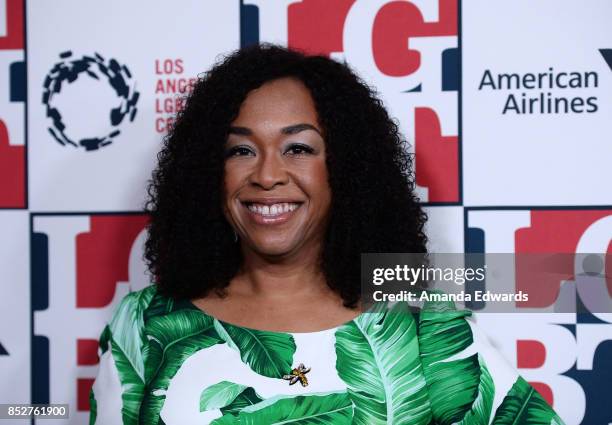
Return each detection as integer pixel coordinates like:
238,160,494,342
247,202,299,216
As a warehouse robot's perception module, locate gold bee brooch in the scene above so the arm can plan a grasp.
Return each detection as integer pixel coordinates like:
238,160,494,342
282,363,311,387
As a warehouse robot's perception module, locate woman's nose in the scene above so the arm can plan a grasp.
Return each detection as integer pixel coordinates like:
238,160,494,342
249,151,289,189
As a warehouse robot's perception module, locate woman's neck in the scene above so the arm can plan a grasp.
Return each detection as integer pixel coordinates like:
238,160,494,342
231,239,330,301
191,237,361,333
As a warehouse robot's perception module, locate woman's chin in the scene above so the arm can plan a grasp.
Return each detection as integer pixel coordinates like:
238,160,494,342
254,245,295,257
246,238,300,258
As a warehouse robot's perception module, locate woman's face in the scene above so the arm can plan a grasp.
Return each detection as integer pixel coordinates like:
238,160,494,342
223,77,332,258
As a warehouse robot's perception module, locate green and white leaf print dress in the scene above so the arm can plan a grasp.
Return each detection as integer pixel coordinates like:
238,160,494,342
89,285,565,425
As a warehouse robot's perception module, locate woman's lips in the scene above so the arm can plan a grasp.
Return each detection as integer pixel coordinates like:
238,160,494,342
242,202,302,225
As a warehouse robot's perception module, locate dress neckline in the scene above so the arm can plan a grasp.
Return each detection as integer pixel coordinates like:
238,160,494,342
184,298,369,336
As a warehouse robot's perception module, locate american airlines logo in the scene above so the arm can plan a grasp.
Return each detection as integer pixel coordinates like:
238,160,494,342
477,49,612,116
478,67,599,115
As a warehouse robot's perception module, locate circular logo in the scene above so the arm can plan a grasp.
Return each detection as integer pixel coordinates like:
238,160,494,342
42,50,139,151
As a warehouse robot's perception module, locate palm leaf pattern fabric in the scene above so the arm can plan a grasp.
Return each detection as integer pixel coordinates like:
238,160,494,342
90,286,565,424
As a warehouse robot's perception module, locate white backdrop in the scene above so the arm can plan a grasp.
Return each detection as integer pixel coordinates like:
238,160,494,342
0,0,611,423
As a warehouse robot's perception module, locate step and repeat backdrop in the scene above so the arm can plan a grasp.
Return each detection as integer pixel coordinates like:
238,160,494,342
1,0,611,423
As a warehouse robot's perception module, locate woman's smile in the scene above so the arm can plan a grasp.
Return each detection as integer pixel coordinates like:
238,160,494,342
241,200,304,225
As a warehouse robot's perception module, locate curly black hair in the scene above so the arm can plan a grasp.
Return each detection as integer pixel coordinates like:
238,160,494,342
142,43,428,308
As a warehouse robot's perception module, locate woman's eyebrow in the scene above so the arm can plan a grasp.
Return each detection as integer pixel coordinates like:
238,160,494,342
228,123,321,136
280,123,321,135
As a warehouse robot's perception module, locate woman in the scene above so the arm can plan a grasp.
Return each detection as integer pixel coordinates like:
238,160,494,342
89,44,564,424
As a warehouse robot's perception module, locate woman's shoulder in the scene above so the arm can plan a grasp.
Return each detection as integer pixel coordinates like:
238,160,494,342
107,284,199,330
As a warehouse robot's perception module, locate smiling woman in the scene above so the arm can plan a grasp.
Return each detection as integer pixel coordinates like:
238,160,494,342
89,44,565,424
222,77,331,263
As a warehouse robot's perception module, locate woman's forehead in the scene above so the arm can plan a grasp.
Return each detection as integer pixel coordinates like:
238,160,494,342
230,77,323,135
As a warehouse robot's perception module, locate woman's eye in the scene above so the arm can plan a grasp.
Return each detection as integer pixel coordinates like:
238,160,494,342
225,146,254,157
286,143,314,155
